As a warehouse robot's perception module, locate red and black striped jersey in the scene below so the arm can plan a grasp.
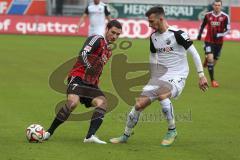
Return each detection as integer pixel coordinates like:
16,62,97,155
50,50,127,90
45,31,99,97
68,35,112,86
199,11,230,44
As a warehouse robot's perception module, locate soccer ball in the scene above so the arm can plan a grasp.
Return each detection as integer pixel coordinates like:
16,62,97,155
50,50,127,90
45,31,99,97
26,124,45,143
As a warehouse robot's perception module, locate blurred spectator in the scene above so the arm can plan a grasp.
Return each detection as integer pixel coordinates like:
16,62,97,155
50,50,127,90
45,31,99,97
76,0,111,36
56,0,64,15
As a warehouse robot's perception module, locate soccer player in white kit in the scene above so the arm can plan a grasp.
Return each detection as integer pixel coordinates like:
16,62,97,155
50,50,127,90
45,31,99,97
110,6,209,146
77,0,111,36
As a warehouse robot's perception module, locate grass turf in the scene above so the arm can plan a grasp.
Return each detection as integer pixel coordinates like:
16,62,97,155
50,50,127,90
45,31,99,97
0,34,240,160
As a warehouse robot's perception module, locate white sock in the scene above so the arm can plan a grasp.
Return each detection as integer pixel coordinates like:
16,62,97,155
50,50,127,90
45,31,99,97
160,98,176,130
124,106,141,136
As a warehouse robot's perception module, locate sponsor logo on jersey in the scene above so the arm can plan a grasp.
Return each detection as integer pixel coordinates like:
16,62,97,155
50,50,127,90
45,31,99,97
211,21,220,26
156,47,174,53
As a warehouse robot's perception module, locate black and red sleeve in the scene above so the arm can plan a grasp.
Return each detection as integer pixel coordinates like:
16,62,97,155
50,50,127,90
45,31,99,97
198,14,208,36
79,35,103,68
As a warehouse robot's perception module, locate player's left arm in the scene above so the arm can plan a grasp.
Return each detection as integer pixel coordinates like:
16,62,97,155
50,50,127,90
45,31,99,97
188,45,209,91
104,5,111,21
175,30,209,91
216,15,231,38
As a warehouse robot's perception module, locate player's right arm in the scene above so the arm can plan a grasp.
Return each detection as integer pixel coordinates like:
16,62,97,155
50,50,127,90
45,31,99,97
78,35,103,74
76,7,89,32
197,14,208,40
79,35,102,68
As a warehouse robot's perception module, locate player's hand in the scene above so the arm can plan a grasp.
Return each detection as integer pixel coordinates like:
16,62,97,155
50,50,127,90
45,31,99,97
197,34,201,40
199,76,208,92
213,33,220,40
75,22,85,33
75,25,79,33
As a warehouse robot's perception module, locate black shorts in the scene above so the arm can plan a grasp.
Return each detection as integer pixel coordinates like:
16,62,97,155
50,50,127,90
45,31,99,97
67,76,105,108
204,42,223,60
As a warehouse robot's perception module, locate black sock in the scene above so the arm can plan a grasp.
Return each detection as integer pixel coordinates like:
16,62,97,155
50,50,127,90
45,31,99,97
168,128,176,131
47,103,72,135
207,63,214,81
47,118,64,135
86,108,106,139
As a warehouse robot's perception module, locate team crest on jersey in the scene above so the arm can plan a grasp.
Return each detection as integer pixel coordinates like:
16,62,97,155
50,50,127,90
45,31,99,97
98,8,103,12
166,39,171,45
219,17,223,21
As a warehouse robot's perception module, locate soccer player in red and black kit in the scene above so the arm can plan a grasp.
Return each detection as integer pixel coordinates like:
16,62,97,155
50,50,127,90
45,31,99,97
197,0,230,87
43,20,122,144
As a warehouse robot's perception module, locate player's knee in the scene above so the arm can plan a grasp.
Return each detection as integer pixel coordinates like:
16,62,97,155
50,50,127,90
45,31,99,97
158,93,171,101
135,97,150,111
207,59,214,63
66,100,78,111
92,96,107,110
134,102,142,111
67,94,79,111
207,56,214,63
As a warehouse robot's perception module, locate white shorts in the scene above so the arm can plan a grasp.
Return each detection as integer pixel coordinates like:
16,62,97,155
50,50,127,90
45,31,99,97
141,76,186,101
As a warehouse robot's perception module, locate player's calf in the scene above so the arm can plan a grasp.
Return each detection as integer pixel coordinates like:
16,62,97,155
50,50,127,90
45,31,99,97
47,100,77,136
110,107,140,144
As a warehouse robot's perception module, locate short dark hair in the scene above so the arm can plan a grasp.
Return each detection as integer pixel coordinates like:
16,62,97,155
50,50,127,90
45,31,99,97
145,6,165,17
106,19,122,30
213,0,222,5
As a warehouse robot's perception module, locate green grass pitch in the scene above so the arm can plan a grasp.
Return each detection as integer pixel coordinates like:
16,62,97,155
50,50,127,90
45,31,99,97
0,34,240,160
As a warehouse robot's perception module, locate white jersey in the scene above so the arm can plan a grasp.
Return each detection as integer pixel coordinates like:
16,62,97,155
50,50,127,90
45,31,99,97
149,26,193,79
85,2,110,36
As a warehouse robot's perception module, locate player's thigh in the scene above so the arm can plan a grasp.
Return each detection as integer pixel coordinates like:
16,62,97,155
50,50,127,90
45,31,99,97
213,43,223,61
67,76,104,108
207,54,214,62
165,77,186,99
204,42,214,62
141,79,172,102
66,76,81,110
